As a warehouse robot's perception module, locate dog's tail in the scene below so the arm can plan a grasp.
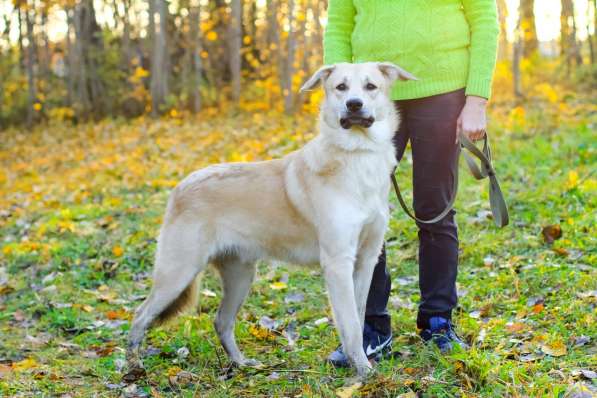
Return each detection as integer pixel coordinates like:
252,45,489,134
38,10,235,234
154,274,201,325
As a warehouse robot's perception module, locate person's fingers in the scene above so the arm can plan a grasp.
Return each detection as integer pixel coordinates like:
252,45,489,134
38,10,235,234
456,115,463,144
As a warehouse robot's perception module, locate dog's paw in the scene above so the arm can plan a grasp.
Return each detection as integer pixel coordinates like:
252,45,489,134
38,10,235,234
355,364,376,382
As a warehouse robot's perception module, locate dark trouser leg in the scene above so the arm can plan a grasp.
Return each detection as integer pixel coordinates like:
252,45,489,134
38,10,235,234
364,104,410,336
365,89,464,333
364,248,392,335
406,89,465,329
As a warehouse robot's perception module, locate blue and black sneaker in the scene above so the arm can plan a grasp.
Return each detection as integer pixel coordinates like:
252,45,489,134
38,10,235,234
419,316,469,353
327,323,392,368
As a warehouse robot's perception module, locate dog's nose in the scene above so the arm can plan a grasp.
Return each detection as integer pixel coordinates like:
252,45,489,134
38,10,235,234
346,99,363,113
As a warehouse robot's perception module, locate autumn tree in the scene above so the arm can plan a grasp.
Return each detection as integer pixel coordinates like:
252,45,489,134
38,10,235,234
561,0,583,73
150,0,170,115
519,0,538,58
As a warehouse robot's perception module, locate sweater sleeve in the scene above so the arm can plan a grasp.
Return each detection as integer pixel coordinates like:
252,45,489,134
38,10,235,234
462,0,499,99
323,0,356,64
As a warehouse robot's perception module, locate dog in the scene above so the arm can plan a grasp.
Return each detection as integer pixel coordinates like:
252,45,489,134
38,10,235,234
126,62,416,378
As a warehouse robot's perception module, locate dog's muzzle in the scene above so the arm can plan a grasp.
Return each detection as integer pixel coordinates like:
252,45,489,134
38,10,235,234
339,113,375,129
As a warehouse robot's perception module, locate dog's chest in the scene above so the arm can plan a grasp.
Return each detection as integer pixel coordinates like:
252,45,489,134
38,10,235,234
335,150,395,214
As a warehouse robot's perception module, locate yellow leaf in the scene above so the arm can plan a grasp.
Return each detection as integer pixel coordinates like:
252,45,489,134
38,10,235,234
541,341,567,357
206,31,218,41
270,281,287,290
566,170,579,189
112,246,124,257
167,366,182,377
336,382,362,398
249,325,276,341
12,358,37,371
33,103,42,111
106,309,129,320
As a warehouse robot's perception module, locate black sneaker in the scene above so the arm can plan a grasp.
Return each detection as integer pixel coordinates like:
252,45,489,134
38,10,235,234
327,323,392,368
419,316,469,353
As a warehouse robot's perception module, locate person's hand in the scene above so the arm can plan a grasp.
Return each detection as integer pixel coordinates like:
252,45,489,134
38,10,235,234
456,95,488,143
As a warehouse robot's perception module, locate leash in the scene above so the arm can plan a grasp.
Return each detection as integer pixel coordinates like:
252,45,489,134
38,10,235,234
391,132,509,227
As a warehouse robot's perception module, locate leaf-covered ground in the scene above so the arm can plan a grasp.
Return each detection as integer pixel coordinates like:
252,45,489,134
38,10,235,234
0,100,595,397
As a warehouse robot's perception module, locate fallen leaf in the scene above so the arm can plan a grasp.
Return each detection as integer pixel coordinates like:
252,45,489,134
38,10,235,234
506,322,526,333
336,382,362,398
122,365,146,384
112,246,124,257
552,247,569,256
284,292,304,304
13,310,25,322
12,358,38,371
0,364,13,380
571,369,597,380
176,347,189,359
258,315,279,330
541,341,567,357
572,335,590,347
270,281,287,290
105,308,129,320
249,324,276,341
564,383,593,398
396,392,416,398
541,224,562,244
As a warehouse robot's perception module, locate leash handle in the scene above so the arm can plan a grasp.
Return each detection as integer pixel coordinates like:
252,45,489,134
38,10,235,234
392,132,509,227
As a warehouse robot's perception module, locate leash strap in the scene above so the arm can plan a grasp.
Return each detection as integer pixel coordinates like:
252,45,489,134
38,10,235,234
391,132,509,228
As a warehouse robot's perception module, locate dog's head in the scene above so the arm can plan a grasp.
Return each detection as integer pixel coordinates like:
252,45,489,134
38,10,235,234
300,62,416,137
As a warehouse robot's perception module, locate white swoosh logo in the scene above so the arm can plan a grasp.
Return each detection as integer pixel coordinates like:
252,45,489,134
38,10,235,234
365,336,392,356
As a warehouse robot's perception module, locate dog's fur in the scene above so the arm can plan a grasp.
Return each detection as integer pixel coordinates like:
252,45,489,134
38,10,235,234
127,62,416,377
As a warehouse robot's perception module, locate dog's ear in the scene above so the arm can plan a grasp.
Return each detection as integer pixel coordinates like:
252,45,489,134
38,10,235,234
377,62,418,83
299,65,336,92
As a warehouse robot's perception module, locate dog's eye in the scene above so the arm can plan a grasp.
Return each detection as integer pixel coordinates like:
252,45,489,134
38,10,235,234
365,83,377,90
336,83,348,91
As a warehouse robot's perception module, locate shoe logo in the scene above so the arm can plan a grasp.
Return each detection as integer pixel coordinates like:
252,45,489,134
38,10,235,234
365,336,392,356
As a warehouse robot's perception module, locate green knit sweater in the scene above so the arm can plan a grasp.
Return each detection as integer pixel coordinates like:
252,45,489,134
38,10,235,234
323,0,499,100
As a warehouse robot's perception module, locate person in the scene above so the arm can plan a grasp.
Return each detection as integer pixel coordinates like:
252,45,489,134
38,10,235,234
323,0,499,366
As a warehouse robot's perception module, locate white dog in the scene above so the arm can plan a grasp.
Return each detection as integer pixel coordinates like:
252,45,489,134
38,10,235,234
127,62,416,378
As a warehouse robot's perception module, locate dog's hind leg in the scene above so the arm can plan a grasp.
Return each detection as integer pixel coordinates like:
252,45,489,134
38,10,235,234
213,256,257,367
127,222,208,366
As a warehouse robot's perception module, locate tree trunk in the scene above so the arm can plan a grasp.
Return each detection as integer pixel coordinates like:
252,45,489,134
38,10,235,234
17,6,25,73
312,0,323,66
229,0,242,103
513,12,523,99
496,0,509,60
589,0,596,64
72,0,106,118
561,0,583,74
284,0,296,114
25,6,36,127
519,0,538,58
188,0,202,112
65,8,75,106
150,0,169,115
266,0,281,105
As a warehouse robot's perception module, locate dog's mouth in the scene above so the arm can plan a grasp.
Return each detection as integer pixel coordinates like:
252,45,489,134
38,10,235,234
339,114,375,129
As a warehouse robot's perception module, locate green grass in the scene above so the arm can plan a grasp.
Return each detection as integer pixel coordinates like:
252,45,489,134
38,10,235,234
0,103,595,397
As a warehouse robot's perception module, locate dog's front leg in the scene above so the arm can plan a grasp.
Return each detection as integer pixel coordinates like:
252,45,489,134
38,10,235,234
321,248,372,378
353,217,387,330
